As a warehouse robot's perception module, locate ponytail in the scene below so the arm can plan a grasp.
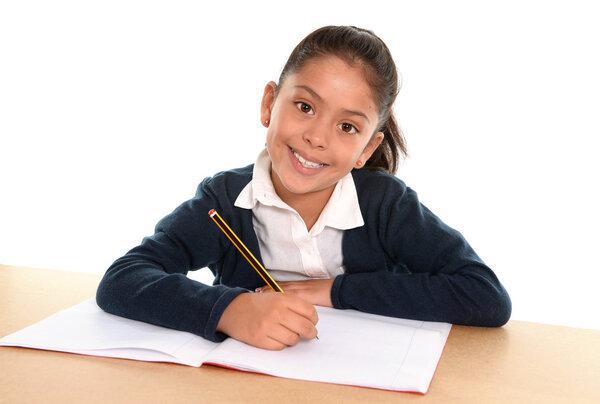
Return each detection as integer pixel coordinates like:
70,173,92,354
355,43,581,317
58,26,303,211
365,114,406,174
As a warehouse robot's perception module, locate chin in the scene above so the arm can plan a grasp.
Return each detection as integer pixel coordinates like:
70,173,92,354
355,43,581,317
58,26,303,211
280,180,313,195
283,176,334,196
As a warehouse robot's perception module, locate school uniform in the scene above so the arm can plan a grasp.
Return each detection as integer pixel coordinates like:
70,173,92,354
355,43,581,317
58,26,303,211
96,150,511,342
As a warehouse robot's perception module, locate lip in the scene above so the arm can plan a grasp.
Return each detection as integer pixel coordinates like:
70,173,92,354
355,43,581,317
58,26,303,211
287,146,328,175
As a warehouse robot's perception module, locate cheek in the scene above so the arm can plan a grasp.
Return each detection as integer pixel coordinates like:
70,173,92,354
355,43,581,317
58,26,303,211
275,107,297,130
269,114,297,144
338,138,370,162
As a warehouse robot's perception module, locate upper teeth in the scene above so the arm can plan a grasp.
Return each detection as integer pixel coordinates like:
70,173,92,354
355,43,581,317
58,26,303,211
293,150,323,168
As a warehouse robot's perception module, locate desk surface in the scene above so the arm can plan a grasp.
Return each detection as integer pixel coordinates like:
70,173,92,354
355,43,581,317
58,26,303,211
1,265,599,403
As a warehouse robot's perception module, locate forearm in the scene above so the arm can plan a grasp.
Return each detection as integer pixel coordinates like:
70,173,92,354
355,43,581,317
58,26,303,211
96,238,246,342
331,266,511,326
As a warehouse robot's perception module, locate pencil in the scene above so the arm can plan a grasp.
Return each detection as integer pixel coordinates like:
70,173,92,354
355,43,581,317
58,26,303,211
209,209,319,340
209,209,284,293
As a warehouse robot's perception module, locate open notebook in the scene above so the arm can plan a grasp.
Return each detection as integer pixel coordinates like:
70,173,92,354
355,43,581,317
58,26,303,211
0,298,451,394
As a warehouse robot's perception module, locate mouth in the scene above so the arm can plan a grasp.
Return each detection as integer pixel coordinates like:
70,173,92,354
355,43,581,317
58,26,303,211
290,147,325,169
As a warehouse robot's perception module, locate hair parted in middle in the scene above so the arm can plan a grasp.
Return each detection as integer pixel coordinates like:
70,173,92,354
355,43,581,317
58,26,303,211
277,25,407,175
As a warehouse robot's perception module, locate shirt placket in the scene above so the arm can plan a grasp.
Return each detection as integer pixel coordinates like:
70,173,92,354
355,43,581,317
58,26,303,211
291,215,328,278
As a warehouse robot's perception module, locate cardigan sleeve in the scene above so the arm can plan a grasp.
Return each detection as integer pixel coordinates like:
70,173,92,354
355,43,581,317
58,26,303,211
332,175,511,326
96,176,247,342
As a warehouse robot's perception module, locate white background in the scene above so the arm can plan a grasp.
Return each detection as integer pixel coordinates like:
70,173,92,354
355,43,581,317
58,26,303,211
1,1,598,330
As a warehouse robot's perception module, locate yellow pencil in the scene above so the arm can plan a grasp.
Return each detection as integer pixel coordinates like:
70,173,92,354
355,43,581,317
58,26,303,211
209,209,284,293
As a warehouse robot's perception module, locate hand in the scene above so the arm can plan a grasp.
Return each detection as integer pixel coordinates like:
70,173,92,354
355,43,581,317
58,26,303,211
216,292,319,350
258,279,334,308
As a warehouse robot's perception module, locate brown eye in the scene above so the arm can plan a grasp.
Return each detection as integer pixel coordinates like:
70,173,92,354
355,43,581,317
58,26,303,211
338,122,357,134
296,102,314,115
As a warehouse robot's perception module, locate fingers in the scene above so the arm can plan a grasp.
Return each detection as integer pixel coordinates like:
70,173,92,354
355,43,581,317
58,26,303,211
257,279,334,308
216,292,318,350
287,301,320,327
257,281,306,292
278,305,319,340
256,320,311,351
262,294,318,340
267,324,302,349
260,331,298,351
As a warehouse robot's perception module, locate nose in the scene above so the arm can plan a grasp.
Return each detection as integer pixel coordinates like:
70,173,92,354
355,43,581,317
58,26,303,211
302,120,330,149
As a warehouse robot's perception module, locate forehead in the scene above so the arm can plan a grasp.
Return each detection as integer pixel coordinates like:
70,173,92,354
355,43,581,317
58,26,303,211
281,56,379,116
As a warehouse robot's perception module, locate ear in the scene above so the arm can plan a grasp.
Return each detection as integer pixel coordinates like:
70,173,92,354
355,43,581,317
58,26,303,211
355,132,384,168
260,81,277,127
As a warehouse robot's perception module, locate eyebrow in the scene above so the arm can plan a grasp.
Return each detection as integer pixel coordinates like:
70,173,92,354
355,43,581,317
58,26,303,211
294,85,371,124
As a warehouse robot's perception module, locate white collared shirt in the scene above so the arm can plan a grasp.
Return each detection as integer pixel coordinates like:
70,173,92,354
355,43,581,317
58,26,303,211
234,149,364,281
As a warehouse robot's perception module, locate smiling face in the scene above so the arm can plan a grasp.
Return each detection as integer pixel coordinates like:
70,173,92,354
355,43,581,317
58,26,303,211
261,56,384,207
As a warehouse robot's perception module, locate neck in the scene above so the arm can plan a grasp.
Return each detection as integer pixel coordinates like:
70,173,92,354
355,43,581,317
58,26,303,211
270,171,335,232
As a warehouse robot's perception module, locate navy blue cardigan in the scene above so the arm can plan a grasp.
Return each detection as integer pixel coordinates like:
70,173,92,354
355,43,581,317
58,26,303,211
96,165,511,342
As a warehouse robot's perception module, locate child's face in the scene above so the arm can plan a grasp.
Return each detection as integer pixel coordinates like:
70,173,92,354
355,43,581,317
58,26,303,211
262,56,383,202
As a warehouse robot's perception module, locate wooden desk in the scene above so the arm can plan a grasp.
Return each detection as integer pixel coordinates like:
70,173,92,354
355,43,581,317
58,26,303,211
1,265,599,403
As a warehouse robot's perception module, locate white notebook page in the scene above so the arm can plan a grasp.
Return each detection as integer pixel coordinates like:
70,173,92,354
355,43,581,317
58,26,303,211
0,298,451,393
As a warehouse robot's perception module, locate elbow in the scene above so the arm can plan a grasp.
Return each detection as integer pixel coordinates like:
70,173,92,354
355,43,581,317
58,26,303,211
459,274,512,327
474,284,512,327
95,270,123,315
485,289,512,326
95,257,135,315
95,277,111,313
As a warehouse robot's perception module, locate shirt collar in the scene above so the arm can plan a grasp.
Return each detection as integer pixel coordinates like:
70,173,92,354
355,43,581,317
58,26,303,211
234,148,286,210
234,149,364,231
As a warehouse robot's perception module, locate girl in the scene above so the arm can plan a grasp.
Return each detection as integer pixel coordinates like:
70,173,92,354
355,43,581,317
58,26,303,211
96,26,511,350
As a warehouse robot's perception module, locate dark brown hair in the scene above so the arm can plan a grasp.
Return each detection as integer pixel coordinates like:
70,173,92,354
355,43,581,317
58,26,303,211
278,26,407,174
